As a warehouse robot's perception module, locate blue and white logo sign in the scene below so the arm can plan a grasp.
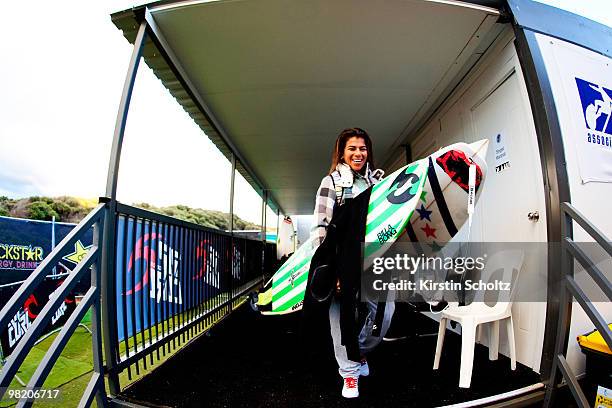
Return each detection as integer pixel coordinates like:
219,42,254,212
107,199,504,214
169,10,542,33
572,76,612,183
575,77,612,148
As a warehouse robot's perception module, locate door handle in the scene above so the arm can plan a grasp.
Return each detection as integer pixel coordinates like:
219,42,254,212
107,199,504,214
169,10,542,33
527,211,540,222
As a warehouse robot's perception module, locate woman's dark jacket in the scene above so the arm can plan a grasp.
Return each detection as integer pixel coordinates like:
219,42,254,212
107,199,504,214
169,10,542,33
302,188,373,362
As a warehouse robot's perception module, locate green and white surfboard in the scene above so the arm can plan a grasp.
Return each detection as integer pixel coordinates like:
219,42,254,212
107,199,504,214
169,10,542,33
258,160,428,315
257,140,489,315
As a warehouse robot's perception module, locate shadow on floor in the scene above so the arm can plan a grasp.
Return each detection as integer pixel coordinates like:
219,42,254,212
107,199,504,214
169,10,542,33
120,303,540,407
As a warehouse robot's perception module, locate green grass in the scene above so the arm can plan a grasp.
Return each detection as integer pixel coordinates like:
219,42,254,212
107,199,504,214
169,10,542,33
1,321,94,407
1,295,249,407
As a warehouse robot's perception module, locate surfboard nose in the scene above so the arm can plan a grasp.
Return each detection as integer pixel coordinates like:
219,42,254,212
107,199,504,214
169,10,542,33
469,138,489,160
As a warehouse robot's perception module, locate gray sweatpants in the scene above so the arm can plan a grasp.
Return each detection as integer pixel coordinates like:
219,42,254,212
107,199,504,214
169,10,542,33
328,296,395,378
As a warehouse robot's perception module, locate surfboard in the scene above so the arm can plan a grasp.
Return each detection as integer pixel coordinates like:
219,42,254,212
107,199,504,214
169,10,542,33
256,140,489,315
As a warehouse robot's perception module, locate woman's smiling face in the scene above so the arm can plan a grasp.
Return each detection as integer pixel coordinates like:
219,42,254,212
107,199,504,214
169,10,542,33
342,137,368,172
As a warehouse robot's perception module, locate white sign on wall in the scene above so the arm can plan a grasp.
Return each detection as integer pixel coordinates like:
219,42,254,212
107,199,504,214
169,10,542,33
494,132,511,173
547,41,612,184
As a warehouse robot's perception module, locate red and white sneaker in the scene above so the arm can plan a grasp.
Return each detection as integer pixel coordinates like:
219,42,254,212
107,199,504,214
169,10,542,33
341,376,359,398
360,358,369,377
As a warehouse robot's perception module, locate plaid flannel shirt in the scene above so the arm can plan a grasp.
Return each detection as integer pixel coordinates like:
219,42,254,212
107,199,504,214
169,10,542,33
311,175,338,248
311,164,382,248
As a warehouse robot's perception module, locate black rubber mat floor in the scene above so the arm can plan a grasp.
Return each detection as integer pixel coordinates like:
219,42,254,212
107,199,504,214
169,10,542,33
120,304,541,407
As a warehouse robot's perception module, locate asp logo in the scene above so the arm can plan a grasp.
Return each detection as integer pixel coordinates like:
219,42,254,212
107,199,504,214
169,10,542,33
575,78,612,135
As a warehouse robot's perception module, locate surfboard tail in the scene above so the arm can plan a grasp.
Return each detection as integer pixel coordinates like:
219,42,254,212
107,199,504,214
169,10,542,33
407,139,489,248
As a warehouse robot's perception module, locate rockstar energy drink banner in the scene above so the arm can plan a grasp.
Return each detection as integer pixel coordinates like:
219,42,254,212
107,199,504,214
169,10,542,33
0,244,44,270
0,216,92,356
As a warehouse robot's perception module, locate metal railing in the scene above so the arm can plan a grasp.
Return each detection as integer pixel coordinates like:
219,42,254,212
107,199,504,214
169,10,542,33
0,200,274,406
543,202,612,407
0,203,107,407
104,203,268,390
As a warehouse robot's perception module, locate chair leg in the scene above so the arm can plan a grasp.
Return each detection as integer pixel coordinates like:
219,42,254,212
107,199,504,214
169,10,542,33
506,316,517,370
459,323,476,388
433,317,447,370
489,320,499,361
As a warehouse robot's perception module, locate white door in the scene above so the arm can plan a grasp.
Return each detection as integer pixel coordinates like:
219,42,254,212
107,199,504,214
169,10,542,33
469,71,548,371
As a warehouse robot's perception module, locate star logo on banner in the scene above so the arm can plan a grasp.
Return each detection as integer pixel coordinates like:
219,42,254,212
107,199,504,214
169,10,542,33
25,247,35,260
429,241,443,252
416,204,432,221
421,223,437,239
63,241,91,265
420,191,428,203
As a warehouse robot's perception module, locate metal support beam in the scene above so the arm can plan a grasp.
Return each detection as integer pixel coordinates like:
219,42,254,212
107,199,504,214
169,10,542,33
229,154,236,234
261,191,267,278
106,21,148,200
275,208,280,259
91,219,108,407
100,21,148,397
102,20,147,395
100,199,120,395
228,154,236,312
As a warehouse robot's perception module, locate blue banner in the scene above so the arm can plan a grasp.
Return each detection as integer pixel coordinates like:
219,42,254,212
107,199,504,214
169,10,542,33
0,216,92,355
115,217,236,341
0,216,92,285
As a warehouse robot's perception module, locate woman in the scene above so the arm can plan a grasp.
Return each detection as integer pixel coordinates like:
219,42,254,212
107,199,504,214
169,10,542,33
311,127,394,399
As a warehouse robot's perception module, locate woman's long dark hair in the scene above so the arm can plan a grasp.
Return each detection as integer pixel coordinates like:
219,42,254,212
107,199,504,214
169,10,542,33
328,127,375,175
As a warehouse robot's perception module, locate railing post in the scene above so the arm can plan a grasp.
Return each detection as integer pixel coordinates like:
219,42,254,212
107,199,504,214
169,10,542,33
275,208,280,270
100,198,121,396
261,190,267,281
102,19,148,395
229,154,236,311
543,204,574,407
91,212,109,407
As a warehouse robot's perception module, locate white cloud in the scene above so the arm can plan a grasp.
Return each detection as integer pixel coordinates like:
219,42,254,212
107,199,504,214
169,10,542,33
0,1,264,224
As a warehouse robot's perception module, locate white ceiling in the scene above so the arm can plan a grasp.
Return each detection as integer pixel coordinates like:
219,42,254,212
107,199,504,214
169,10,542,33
145,0,501,214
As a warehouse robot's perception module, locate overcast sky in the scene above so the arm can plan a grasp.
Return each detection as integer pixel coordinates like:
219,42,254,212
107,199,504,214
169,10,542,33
0,1,609,224
0,1,264,223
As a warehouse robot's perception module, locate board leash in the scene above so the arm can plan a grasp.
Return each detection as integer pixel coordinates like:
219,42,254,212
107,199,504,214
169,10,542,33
467,159,477,239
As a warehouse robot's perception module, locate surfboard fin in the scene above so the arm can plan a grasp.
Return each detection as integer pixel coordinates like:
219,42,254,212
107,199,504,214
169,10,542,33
256,287,273,307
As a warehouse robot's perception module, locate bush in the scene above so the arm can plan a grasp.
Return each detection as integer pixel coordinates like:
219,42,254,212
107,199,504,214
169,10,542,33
28,201,59,221
52,201,72,218
29,196,53,204
0,197,13,216
62,196,81,208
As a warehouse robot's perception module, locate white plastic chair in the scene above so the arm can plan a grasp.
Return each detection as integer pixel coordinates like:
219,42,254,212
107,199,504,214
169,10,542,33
432,249,525,388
